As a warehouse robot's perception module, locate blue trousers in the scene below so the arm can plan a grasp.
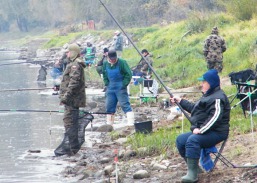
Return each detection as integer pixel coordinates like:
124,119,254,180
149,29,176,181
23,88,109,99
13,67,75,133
176,131,228,159
105,87,132,114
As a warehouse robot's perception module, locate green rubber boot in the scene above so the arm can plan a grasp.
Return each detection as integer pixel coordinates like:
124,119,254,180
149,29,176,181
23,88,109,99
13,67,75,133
183,157,203,174
181,158,199,183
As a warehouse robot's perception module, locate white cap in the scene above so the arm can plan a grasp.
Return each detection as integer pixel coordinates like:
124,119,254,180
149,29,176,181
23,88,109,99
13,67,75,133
114,30,120,34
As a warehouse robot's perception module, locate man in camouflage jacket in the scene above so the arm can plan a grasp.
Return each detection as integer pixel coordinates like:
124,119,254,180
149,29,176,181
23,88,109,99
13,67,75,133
54,43,86,156
137,49,153,77
203,27,226,73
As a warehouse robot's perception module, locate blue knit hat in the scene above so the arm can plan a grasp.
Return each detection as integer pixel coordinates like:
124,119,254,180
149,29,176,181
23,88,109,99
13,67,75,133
198,69,220,89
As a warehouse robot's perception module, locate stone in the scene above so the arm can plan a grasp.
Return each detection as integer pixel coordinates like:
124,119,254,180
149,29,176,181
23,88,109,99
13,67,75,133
133,170,150,179
152,163,167,170
97,125,114,132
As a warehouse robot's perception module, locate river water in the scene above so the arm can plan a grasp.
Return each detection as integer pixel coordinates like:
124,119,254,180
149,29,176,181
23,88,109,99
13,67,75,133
0,50,134,183
0,51,70,182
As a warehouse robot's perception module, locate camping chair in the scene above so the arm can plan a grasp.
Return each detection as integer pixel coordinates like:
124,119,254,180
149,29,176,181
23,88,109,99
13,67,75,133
139,79,159,104
208,139,228,172
207,138,257,170
228,69,257,117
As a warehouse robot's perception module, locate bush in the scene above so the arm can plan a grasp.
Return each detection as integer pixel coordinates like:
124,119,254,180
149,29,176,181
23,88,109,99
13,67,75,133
217,0,257,20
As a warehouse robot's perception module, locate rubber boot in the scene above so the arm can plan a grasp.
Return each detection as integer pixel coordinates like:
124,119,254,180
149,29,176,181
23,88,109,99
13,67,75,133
106,114,115,125
67,126,80,155
181,158,199,183
126,111,135,126
183,157,203,174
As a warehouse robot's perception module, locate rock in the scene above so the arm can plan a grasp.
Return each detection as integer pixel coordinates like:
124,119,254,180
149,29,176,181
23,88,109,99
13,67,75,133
28,149,41,153
104,164,114,175
166,113,177,121
94,170,104,178
61,166,77,175
99,157,111,164
161,160,171,167
123,150,137,159
77,160,87,166
97,125,114,132
152,163,167,170
87,101,98,109
93,179,109,183
133,170,150,179
114,138,127,145
118,149,125,158
85,126,98,131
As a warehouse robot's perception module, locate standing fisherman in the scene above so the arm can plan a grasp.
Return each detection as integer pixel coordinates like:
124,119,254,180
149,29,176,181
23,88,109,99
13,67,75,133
203,27,226,73
54,43,86,156
113,30,123,58
102,49,134,126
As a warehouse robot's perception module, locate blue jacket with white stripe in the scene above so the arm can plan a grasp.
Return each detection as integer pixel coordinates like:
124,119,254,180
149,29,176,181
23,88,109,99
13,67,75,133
180,86,230,135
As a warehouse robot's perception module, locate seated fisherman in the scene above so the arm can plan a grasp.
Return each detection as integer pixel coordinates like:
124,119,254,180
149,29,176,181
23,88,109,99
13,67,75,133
132,49,153,78
132,49,153,85
170,69,230,183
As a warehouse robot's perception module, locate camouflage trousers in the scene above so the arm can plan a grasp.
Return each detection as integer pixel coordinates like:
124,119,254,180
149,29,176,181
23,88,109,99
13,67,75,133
207,61,223,73
63,105,79,131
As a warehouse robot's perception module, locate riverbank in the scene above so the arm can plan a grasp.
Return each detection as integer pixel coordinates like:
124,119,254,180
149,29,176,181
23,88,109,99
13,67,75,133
45,100,257,183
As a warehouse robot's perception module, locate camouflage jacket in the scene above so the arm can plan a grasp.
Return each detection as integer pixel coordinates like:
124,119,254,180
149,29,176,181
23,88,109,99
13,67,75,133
203,34,226,62
137,54,153,76
59,57,86,107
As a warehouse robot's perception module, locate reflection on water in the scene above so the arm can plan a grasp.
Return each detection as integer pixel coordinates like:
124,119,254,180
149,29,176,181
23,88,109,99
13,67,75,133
0,52,65,182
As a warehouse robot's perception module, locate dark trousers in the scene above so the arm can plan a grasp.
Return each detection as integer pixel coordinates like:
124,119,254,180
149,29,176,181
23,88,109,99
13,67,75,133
207,61,223,73
176,131,228,159
63,105,79,130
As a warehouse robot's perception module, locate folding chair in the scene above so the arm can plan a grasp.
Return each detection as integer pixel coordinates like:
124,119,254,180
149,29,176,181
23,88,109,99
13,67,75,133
209,139,228,172
228,69,257,117
209,139,257,171
139,79,159,104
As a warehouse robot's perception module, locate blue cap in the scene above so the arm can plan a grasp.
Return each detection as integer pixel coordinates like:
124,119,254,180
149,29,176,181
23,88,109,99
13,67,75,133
198,69,220,89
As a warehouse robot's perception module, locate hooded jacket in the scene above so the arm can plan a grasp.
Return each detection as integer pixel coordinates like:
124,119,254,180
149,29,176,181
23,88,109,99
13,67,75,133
180,86,230,135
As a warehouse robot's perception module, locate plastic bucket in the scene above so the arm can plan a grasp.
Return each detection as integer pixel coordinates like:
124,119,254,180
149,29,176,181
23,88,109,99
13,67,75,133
134,121,152,134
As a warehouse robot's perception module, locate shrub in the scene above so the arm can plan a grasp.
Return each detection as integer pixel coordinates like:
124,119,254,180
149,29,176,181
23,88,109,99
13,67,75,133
217,0,257,21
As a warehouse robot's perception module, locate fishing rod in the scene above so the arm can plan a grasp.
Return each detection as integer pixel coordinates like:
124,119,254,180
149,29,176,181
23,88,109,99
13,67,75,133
99,0,191,122
0,87,54,92
161,91,201,94
0,60,52,66
0,109,112,115
0,55,53,62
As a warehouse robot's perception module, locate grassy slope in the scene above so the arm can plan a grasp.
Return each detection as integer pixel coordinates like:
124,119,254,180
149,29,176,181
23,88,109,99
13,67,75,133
121,14,257,154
